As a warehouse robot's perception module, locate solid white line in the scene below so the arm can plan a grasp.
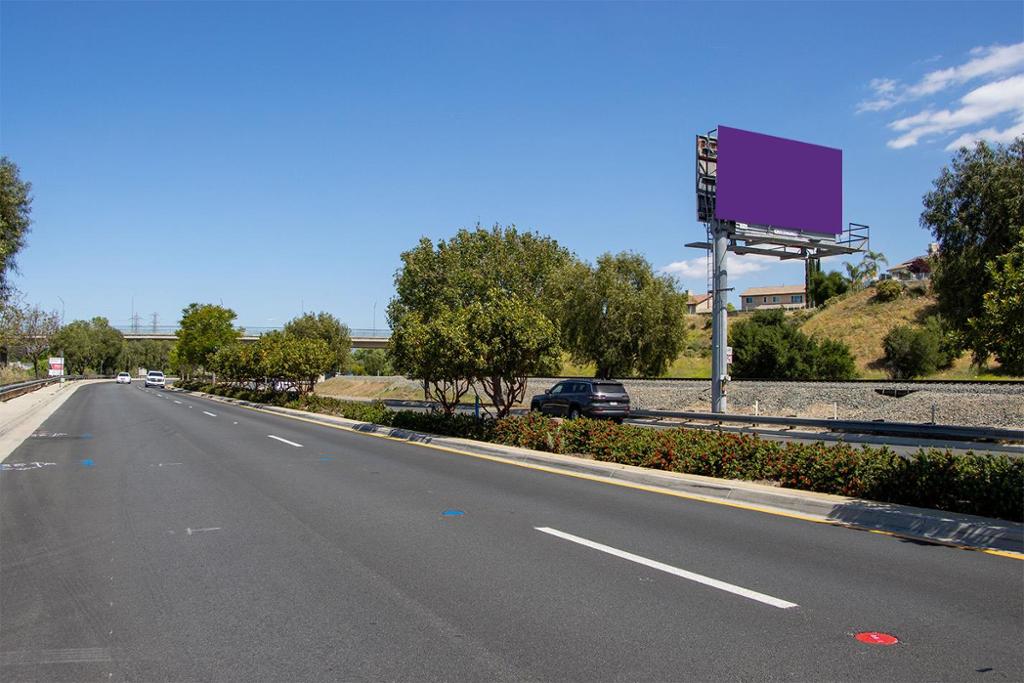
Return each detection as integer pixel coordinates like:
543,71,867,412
535,527,798,609
267,435,303,448
202,411,217,417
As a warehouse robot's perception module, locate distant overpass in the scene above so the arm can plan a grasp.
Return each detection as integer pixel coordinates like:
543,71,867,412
116,326,391,349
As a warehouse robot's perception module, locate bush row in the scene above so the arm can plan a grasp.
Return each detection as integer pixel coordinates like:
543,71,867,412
493,413,1022,521
175,382,1022,521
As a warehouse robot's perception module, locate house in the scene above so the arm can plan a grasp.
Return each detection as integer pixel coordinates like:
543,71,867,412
687,293,713,314
740,285,806,311
885,244,937,282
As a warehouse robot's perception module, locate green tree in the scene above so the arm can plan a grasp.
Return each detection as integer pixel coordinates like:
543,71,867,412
254,332,332,394
808,270,850,307
120,339,174,374
562,252,687,378
352,348,392,376
858,249,888,283
0,157,32,300
51,320,92,375
730,309,857,380
388,225,572,416
283,311,351,374
51,317,124,375
971,243,1024,374
1,301,60,378
176,303,240,377
388,307,474,414
922,138,1023,363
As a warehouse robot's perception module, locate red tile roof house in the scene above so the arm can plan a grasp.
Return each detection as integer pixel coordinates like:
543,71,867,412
687,293,713,314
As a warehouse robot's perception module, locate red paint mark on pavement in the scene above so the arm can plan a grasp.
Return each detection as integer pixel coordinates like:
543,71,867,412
855,632,899,645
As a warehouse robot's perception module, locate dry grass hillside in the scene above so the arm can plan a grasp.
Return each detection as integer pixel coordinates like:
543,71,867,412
800,284,937,378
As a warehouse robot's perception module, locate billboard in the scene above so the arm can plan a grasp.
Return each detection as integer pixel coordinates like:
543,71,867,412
714,126,842,235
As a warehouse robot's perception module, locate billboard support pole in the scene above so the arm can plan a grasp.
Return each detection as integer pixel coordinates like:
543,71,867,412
710,219,729,413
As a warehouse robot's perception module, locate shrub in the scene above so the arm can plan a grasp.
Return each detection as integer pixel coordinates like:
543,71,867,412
491,415,1023,521
873,280,902,302
882,324,948,379
730,310,857,380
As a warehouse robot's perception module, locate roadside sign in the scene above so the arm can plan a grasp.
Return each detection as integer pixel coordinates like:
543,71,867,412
47,357,64,377
726,346,733,364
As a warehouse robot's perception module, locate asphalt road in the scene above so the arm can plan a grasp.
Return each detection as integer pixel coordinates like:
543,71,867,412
2,382,1021,681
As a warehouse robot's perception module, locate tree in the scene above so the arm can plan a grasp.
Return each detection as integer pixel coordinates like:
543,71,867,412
388,225,572,417
176,303,240,377
858,249,888,283
922,138,1023,363
971,243,1024,374
562,252,687,378
120,339,174,374
352,348,392,376
50,317,124,375
0,157,32,300
21,306,60,378
388,307,474,415
808,270,850,307
0,301,59,378
730,309,857,380
283,312,351,374
210,334,331,394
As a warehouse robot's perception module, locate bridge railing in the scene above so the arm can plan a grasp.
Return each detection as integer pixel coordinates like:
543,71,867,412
114,325,392,338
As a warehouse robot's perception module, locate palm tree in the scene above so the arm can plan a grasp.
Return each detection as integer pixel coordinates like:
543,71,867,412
859,249,889,283
844,261,864,288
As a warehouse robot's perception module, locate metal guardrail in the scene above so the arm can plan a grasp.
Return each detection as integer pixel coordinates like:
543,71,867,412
0,377,64,402
630,409,1024,444
368,398,1023,444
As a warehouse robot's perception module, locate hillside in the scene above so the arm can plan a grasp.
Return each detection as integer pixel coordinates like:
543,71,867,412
799,285,938,378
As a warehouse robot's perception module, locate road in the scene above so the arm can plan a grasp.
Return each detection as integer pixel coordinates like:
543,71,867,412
2,382,1021,681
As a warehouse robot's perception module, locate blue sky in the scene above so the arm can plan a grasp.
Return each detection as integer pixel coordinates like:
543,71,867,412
3,1,1022,329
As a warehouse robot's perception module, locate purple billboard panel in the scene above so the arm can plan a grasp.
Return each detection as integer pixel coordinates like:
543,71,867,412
714,126,842,235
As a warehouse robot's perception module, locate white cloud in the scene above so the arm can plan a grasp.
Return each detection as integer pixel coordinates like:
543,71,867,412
858,42,1024,150
659,253,800,291
885,74,1024,149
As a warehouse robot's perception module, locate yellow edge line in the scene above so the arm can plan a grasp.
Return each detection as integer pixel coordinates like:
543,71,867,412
183,390,1024,562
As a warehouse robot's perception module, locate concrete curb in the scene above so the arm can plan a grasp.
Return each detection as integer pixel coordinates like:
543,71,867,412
171,387,1024,556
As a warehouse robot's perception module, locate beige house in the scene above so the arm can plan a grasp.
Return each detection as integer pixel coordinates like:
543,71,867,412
740,285,806,311
885,243,938,282
687,293,713,314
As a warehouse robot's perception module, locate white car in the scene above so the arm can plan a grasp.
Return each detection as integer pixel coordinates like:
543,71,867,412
116,372,131,384
145,371,166,388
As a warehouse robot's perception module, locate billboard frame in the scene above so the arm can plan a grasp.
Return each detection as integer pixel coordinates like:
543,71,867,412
689,127,868,414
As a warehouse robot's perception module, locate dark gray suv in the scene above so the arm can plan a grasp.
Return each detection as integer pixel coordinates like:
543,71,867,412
530,380,630,422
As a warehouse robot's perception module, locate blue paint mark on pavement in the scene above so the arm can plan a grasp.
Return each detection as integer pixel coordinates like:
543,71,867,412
81,459,95,468
441,509,465,517
319,456,335,462
81,433,93,439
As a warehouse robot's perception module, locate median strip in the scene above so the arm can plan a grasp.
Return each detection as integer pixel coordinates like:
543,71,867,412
536,526,799,609
267,435,303,448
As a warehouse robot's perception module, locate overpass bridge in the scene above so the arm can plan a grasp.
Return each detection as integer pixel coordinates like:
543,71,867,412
116,326,391,349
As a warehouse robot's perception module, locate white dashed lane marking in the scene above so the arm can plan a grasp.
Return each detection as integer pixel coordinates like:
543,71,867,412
267,435,303,448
